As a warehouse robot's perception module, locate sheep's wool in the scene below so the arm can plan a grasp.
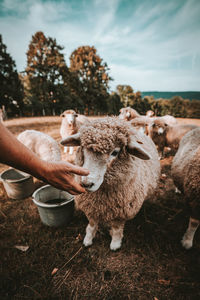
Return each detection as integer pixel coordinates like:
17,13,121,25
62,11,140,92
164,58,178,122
80,117,129,153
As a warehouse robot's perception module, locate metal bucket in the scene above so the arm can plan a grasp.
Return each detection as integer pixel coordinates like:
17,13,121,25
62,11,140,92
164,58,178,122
0,168,35,199
32,185,74,227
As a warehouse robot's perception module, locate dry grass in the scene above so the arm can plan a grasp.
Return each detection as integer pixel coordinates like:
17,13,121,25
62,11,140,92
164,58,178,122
0,116,200,300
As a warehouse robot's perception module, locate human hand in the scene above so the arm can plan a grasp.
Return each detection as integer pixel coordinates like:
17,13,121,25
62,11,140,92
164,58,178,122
38,161,89,195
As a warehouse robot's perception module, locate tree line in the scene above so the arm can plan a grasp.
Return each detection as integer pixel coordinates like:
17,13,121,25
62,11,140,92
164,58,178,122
0,32,199,119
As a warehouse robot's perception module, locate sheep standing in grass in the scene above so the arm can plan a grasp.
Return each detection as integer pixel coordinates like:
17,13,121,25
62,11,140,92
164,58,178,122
60,109,88,155
61,117,160,251
17,130,61,161
119,107,140,121
148,118,198,157
171,127,200,249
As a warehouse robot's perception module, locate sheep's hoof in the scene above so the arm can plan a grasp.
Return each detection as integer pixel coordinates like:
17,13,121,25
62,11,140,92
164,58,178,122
83,236,93,247
110,240,122,251
181,237,192,250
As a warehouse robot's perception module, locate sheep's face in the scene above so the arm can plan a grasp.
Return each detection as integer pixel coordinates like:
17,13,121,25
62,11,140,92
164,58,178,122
60,119,152,192
60,110,78,125
149,121,168,136
119,108,131,121
79,146,121,192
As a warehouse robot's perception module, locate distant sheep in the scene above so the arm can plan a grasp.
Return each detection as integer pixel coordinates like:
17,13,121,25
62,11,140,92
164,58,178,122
60,109,88,155
119,107,140,121
146,110,155,117
171,127,200,249
148,118,198,157
17,130,61,161
129,116,152,135
160,115,177,126
61,117,160,251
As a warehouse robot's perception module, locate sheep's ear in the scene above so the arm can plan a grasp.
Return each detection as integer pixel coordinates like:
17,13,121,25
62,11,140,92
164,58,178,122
127,140,151,160
60,133,81,146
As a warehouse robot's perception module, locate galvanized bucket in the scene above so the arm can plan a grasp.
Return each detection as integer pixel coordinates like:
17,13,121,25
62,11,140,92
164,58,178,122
0,168,35,199
32,185,74,227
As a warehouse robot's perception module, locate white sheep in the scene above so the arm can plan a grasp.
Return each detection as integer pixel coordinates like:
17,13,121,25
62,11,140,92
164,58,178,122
60,109,88,155
118,107,140,121
17,130,61,162
171,127,200,249
146,110,155,117
159,115,177,126
61,117,160,251
129,116,152,135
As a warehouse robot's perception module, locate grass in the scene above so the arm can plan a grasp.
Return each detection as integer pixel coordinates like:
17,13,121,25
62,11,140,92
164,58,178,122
0,116,200,300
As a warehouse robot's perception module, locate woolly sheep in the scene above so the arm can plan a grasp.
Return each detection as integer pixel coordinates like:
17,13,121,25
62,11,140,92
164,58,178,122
146,110,155,117
148,118,198,157
119,107,140,121
61,117,160,251
129,116,152,135
17,130,61,162
60,109,88,155
171,127,200,249
159,115,177,126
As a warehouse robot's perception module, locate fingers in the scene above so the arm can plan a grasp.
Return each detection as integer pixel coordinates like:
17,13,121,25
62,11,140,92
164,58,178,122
66,178,86,194
66,162,89,176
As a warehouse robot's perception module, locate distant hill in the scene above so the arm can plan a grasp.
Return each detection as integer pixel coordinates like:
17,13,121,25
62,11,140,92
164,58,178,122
141,91,200,100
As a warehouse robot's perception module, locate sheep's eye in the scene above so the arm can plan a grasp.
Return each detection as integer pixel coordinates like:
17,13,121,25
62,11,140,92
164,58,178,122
111,150,119,157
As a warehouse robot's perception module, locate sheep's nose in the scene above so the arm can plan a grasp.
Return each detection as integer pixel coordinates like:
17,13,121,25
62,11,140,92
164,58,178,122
81,182,94,189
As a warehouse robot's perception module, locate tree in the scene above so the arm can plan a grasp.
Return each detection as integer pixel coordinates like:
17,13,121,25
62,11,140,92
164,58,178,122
116,85,135,107
70,45,112,114
106,92,122,115
0,34,24,117
26,31,73,115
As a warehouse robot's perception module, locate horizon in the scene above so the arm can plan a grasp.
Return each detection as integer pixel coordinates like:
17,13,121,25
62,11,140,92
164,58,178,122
0,0,200,92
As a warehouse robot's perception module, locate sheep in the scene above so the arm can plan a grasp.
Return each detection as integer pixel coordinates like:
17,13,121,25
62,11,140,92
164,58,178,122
17,130,61,162
60,109,88,155
146,110,155,117
129,116,152,135
171,127,200,249
61,117,160,251
160,115,177,126
148,118,198,158
118,107,140,121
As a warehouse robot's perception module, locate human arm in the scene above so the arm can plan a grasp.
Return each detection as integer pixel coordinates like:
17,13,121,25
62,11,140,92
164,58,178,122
0,123,89,195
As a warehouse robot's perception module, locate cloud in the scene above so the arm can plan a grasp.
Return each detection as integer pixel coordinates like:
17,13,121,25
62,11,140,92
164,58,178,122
0,0,200,91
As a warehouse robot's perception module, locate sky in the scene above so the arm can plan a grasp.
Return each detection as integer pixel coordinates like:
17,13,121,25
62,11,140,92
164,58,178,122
0,0,200,92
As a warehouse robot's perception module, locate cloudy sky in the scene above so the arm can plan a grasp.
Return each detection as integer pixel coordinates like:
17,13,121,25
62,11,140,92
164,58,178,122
0,0,200,91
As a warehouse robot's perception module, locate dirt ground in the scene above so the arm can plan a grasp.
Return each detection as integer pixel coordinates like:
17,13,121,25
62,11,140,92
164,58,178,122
0,116,200,300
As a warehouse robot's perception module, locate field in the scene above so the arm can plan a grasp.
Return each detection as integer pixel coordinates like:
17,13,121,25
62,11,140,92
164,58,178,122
0,116,200,300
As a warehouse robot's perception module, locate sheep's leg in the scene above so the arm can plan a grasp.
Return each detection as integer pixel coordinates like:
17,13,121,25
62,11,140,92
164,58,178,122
83,221,98,247
69,146,74,155
64,146,68,153
181,217,199,249
109,222,125,251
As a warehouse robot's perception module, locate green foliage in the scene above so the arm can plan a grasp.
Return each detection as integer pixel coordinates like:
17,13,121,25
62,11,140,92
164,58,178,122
116,85,151,114
106,92,122,115
25,31,76,115
116,86,200,118
1,32,200,118
0,34,24,117
70,45,112,114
